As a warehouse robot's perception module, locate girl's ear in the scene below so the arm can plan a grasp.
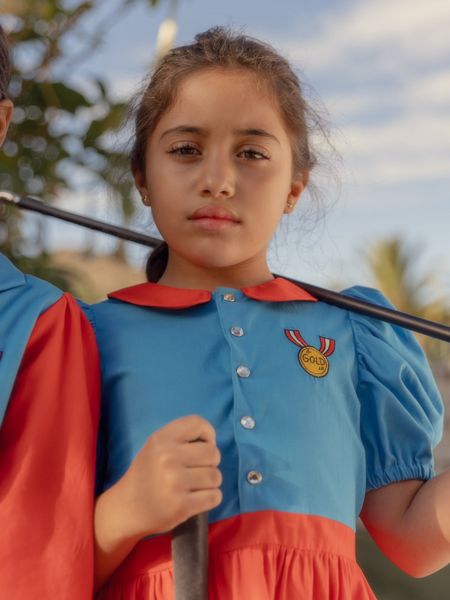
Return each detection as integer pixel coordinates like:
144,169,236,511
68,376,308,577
0,99,13,148
133,168,148,205
284,170,309,214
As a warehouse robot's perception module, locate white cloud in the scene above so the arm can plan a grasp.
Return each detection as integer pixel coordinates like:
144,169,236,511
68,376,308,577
284,0,450,74
272,0,450,185
331,108,450,185
412,70,450,109
324,68,450,119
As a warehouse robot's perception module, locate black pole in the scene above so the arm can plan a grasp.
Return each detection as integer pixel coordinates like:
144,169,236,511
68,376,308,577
0,191,160,248
1,190,449,344
279,276,450,343
172,513,209,600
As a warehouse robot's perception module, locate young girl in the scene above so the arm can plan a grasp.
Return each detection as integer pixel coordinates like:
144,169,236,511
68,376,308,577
87,27,446,599
0,25,99,598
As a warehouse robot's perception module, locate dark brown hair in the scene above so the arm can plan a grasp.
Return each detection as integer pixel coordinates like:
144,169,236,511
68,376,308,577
0,25,11,100
130,26,322,282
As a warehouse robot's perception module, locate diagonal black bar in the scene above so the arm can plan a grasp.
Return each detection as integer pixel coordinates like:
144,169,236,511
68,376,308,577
0,191,160,248
278,276,450,343
1,191,449,343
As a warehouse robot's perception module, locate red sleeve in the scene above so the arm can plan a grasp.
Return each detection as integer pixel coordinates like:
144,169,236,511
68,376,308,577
0,293,100,599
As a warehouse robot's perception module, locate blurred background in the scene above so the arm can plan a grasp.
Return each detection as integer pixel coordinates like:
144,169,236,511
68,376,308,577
0,1,449,597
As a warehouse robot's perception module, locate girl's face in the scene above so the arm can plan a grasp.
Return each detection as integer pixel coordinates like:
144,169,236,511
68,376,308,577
135,69,307,279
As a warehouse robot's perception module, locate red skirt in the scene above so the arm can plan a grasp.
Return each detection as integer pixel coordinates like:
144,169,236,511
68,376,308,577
97,511,376,599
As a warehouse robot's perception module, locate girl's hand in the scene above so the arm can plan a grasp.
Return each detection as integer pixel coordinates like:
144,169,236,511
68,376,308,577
94,415,222,590
112,415,222,539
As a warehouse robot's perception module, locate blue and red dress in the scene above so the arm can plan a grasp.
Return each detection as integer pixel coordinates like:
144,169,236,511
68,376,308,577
0,253,100,599
86,276,443,599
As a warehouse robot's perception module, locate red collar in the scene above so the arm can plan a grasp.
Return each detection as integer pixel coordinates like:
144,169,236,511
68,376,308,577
108,277,316,309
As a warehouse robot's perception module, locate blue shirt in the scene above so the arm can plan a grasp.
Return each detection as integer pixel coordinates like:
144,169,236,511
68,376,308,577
0,253,62,424
85,277,443,531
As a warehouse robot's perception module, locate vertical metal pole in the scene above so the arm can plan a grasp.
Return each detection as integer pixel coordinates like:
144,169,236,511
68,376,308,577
172,513,209,600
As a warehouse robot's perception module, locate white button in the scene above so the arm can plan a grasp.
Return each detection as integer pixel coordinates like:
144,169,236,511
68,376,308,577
240,416,255,430
230,326,244,337
223,293,236,302
236,365,251,378
247,470,263,485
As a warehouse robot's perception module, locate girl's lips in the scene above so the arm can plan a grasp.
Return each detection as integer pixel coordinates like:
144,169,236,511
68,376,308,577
189,205,240,222
190,217,239,231
188,206,241,230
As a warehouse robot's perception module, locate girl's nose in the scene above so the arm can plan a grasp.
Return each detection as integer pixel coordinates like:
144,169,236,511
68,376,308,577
199,154,235,199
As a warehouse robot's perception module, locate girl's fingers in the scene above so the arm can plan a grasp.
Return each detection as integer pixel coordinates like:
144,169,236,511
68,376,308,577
181,466,223,491
160,415,216,444
181,442,221,467
186,489,223,517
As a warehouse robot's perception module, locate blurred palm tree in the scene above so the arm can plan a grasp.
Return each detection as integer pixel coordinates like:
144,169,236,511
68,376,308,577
365,237,450,360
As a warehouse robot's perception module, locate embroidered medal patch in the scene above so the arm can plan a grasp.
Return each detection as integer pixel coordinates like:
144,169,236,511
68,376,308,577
285,329,335,378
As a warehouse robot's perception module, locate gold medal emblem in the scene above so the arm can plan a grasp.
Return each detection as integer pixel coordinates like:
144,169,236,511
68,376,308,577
299,346,329,378
285,329,335,378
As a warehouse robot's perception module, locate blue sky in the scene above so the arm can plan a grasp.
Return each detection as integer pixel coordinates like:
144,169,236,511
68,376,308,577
38,0,450,291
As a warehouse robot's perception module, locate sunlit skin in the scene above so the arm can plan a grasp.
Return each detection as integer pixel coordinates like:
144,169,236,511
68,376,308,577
0,98,13,147
134,69,307,291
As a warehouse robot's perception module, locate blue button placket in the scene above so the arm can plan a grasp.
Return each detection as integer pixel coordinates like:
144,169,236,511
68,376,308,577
214,289,262,514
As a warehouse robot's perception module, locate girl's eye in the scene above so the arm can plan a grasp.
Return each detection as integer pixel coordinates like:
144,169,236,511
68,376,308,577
239,148,269,160
168,144,200,156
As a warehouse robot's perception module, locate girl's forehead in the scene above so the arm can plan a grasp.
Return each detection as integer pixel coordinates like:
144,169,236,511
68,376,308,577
177,68,272,104
156,69,284,132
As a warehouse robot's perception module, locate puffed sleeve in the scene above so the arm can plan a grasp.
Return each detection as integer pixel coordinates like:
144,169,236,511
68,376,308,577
0,293,100,599
344,286,443,492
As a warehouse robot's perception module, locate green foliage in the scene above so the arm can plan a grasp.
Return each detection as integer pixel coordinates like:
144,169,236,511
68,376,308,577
0,0,162,284
365,237,450,360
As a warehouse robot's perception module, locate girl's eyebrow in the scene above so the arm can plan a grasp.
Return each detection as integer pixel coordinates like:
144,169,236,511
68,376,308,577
236,128,280,145
160,125,202,140
160,125,280,144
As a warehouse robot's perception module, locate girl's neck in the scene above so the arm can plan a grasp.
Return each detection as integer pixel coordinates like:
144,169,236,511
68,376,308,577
157,252,274,291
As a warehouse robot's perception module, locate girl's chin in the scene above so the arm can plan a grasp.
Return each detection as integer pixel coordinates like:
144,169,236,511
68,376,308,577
182,252,254,272
166,238,268,272
192,258,246,270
